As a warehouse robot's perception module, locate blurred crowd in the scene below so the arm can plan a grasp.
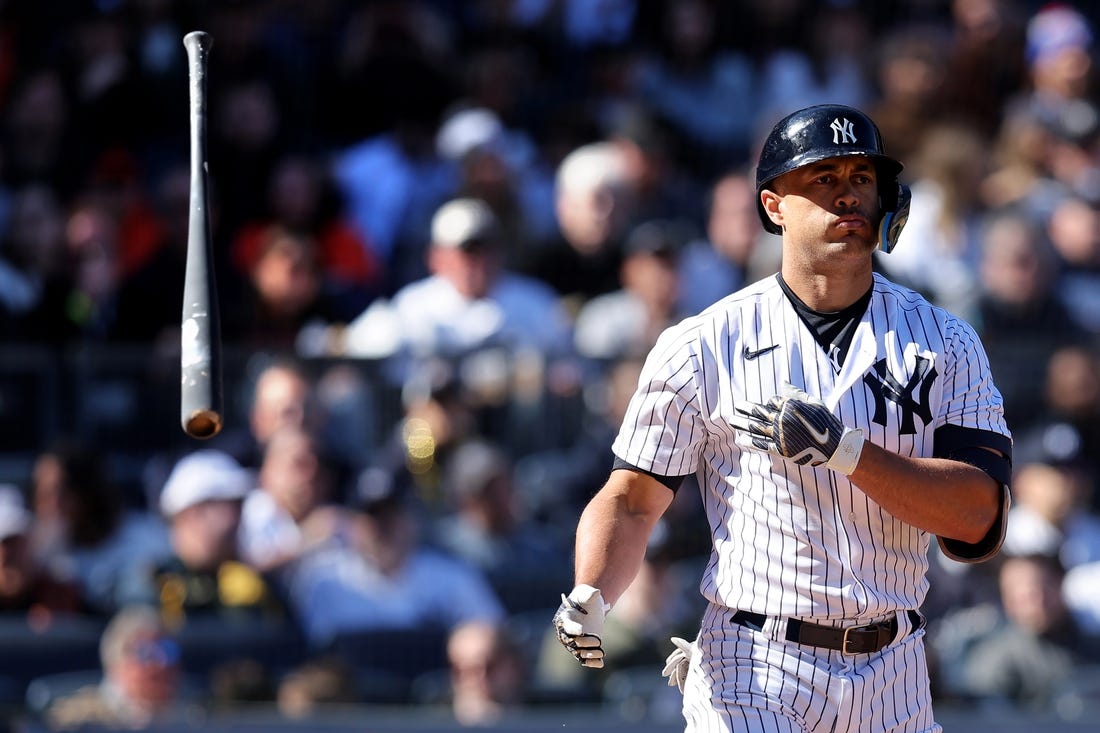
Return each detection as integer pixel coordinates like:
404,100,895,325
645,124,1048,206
3,0,1100,729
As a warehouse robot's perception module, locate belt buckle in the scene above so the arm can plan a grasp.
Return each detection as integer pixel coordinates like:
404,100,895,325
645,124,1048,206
841,623,869,655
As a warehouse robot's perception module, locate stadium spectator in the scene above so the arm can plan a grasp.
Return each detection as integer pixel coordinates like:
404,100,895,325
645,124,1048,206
629,0,756,173
275,656,360,719
327,2,458,290
341,197,573,361
0,484,85,619
29,441,170,616
1008,4,1096,131
515,356,645,528
573,218,691,361
431,439,571,614
229,152,383,317
446,620,529,726
981,104,1076,222
117,450,286,627
879,122,991,321
1020,345,1100,487
1047,195,1100,333
206,657,276,714
938,0,1029,137
370,358,483,511
434,105,550,267
59,196,124,341
753,1,873,126
606,105,707,228
281,465,504,648
44,605,200,729
866,24,950,165
0,184,70,342
961,553,1100,711
213,356,320,472
208,76,285,241
2,69,79,195
239,424,345,573
676,169,776,316
221,224,348,352
517,141,637,304
1064,558,1100,636
973,209,1089,432
1002,454,1100,570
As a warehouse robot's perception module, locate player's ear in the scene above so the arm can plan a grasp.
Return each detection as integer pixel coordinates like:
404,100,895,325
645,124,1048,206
760,189,784,230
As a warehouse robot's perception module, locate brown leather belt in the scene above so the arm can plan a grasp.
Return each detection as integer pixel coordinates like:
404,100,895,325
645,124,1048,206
731,609,924,655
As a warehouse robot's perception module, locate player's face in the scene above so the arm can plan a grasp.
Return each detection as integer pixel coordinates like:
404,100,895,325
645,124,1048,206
768,157,881,254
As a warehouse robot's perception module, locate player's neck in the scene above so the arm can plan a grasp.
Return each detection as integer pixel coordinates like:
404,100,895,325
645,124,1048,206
779,260,874,312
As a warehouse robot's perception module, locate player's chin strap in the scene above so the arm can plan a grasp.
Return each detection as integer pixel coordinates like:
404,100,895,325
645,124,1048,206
877,183,912,254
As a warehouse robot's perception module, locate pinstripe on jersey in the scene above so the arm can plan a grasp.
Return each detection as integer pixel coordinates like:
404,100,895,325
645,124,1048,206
612,272,1010,620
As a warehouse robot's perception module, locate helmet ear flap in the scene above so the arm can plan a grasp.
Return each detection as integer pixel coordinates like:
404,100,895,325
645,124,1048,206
878,183,911,254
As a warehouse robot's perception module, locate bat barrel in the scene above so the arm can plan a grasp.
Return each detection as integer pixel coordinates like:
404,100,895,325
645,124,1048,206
180,31,223,439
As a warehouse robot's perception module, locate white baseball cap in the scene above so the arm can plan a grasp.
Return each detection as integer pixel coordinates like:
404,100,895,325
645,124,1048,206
0,484,31,540
159,450,251,517
436,107,505,161
430,198,499,250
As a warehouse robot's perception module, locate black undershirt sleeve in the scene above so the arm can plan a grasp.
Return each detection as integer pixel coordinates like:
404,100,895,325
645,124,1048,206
611,456,687,492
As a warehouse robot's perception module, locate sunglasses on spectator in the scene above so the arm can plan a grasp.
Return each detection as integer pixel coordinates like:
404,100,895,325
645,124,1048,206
129,638,181,667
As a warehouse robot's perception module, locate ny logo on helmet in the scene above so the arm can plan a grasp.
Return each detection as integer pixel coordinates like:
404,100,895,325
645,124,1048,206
830,118,857,145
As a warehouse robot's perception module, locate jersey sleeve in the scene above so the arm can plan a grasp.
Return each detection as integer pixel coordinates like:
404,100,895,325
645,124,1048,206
934,316,1013,564
611,326,707,479
938,316,1011,438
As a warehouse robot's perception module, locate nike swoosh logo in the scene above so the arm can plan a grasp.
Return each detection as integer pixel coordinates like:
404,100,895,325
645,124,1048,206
797,414,831,444
743,344,780,360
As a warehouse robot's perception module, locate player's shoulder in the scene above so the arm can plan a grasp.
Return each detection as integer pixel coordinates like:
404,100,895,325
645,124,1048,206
871,273,976,332
692,273,783,321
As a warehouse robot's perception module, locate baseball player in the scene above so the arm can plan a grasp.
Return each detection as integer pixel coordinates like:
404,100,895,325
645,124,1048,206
553,104,1012,732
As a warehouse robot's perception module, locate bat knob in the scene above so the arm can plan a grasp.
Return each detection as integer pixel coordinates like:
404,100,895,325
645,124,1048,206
183,30,213,54
184,409,223,440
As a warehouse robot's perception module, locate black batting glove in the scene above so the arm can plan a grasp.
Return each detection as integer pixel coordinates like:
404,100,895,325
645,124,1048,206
732,384,865,474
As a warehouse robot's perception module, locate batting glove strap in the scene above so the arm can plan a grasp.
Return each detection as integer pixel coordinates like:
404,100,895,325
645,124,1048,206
553,584,610,669
826,427,865,475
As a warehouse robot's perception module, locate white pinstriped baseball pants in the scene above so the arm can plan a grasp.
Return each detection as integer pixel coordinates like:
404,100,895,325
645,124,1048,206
681,603,940,733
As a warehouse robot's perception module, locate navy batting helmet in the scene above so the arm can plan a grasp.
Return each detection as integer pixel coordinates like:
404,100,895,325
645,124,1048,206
755,104,910,252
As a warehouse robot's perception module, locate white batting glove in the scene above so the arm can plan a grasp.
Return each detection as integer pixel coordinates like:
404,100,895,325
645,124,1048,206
732,384,865,475
553,584,610,669
661,636,695,693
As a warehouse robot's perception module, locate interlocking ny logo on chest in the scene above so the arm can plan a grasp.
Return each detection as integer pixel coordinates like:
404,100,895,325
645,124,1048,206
862,356,937,435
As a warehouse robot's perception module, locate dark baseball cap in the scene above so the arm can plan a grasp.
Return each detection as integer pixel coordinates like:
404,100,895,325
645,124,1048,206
352,466,410,515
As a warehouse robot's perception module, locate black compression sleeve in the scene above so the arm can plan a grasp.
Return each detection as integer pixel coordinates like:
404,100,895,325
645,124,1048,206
611,456,687,492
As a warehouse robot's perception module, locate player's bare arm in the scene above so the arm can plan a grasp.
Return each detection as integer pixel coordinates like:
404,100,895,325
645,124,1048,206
732,385,1004,543
573,468,674,605
847,445,1002,545
552,468,673,669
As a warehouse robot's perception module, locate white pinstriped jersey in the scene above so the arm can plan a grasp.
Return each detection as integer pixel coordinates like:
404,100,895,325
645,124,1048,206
612,273,1010,620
